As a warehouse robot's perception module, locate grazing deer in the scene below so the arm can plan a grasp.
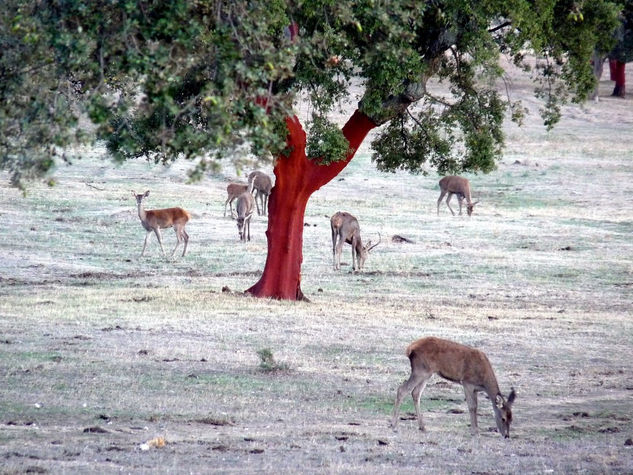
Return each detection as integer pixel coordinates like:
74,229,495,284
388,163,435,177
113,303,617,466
248,171,273,216
235,191,255,241
224,182,250,218
391,336,516,438
437,176,479,216
132,190,190,258
330,211,380,271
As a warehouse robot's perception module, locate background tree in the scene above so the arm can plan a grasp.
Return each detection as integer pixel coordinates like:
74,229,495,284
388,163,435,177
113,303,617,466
0,0,621,300
609,0,633,96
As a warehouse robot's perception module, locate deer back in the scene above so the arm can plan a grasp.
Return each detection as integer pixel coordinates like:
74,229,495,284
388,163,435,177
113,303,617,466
236,191,255,218
331,211,361,245
227,183,249,199
440,176,472,200
249,171,273,194
149,208,190,227
406,337,500,395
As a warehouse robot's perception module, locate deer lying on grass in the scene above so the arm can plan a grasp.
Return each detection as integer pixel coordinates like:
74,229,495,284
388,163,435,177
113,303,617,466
132,190,190,258
248,171,273,216
437,176,479,216
330,211,380,271
235,191,255,242
224,183,250,218
391,336,516,438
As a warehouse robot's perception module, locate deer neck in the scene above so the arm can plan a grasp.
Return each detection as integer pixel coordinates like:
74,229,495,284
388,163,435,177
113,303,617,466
483,376,501,402
137,201,148,223
464,185,473,205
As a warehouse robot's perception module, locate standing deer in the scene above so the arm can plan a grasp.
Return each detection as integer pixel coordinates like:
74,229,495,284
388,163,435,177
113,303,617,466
437,176,479,216
132,190,190,258
391,336,516,438
235,191,255,241
248,171,273,216
224,182,250,218
330,211,380,271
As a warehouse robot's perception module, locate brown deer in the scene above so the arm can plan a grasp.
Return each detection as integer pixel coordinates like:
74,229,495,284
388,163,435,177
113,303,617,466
235,191,255,241
330,211,380,271
437,176,479,216
391,336,516,438
132,190,190,258
248,171,273,216
224,182,249,218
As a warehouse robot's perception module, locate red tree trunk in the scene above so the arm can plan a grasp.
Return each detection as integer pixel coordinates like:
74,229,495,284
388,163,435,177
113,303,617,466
245,109,377,300
611,60,626,97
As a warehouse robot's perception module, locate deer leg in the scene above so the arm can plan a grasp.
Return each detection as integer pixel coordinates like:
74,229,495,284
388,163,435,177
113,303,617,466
457,196,464,215
171,225,183,257
229,199,237,219
224,198,230,217
352,236,361,271
351,240,357,271
254,190,261,216
332,232,338,269
181,228,189,256
437,190,447,215
391,371,429,429
335,239,344,271
412,379,429,431
153,228,166,256
263,193,268,216
246,217,251,241
141,231,152,257
446,193,456,216
463,383,479,435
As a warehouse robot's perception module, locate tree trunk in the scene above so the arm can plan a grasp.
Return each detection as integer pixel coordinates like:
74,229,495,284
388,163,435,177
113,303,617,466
245,109,377,300
609,58,618,80
610,59,626,97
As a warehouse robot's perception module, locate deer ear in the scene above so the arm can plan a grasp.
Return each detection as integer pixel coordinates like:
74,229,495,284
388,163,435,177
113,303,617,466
131,190,136,197
495,394,505,408
507,388,516,405
144,190,150,197
472,200,480,206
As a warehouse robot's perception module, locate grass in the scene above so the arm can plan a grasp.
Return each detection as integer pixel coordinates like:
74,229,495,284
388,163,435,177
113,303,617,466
1,68,633,473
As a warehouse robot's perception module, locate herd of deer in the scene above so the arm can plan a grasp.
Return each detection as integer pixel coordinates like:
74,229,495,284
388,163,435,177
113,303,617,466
132,174,515,438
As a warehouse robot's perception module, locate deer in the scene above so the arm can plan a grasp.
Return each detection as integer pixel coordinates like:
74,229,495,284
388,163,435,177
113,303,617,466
248,171,273,216
437,176,479,216
391,336,516,438
224,182,250,218
235,190,255,241
132,190,190,258
330,211,380,271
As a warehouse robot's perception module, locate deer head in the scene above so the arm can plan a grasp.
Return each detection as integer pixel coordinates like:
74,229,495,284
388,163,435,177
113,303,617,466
358,233,381,269
466,201,480,216
494,388,516,438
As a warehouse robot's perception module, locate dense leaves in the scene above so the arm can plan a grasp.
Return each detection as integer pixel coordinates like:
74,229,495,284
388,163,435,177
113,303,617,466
0,0,622,188
610,0,633,61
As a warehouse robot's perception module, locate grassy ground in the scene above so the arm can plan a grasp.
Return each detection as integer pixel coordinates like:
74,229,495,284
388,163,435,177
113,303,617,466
1,64,633,473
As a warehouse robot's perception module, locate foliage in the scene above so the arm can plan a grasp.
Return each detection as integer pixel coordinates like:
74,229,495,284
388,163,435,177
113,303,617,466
306,115,350,164
256,348,289,372
610,0,633,61
0,0,622,188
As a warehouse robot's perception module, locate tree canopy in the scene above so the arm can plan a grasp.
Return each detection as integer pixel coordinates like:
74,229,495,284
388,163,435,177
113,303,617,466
610,0,633,61
1,0,622,189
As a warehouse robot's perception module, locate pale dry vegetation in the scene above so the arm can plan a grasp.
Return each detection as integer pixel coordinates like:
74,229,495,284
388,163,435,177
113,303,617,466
1,64,632,473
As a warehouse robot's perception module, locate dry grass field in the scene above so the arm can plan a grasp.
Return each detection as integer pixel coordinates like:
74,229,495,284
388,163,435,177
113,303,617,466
1,62,633,473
